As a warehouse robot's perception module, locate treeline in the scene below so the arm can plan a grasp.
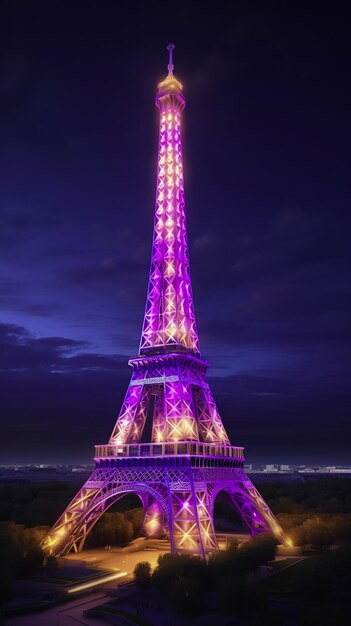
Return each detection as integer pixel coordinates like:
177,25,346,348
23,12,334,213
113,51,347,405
85,509,144,548
134,534,277,619
0,523,46,602
0,483,77,527
260,478,351,515
134,539,351,621
0,483,141,528
259,478,351,548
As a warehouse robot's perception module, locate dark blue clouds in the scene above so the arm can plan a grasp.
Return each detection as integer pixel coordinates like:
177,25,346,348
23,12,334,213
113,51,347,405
0,1,350,463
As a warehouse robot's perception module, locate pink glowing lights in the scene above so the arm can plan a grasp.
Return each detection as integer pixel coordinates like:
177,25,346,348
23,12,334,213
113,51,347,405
140,63,199,355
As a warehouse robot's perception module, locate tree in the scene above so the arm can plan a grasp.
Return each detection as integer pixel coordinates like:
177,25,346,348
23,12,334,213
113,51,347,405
152,553,208,593
300,518,332,550
134,561,151,589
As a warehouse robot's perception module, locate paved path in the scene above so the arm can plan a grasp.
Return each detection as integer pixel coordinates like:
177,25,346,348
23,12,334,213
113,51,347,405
3,541,168,626
64,540,166,579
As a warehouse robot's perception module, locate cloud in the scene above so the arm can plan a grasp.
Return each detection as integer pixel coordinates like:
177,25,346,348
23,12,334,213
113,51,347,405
0,321,349,464
0,322,124,373
193,233,212,251
62,256,145,286
0,322,130,463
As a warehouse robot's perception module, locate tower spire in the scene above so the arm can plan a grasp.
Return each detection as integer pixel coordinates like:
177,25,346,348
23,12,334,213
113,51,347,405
140,44,198,356
167,43,175,75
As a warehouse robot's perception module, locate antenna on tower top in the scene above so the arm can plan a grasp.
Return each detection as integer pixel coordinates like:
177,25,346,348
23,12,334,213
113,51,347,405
167,43,175,75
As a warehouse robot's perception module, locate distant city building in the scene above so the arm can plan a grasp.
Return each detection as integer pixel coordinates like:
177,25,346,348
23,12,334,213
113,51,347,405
263,464,279,472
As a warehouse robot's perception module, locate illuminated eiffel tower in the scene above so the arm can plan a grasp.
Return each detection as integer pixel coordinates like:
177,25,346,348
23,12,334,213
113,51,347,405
42,45,288,557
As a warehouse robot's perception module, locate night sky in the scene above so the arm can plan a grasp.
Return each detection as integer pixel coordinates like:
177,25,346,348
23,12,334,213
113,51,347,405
0,1,350,465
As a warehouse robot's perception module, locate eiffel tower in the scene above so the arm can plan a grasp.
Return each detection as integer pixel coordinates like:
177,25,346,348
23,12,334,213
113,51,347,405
42,45,288,558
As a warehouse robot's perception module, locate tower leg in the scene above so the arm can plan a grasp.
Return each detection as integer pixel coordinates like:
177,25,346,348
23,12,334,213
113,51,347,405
222,477,289,544
169,472,217,556
143,498,165,538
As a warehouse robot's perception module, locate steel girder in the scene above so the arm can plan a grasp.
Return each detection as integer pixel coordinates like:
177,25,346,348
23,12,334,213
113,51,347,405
42,465,287,557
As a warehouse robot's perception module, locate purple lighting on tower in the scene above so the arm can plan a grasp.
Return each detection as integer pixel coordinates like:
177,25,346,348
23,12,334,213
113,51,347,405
42,45,290,558
140,50,199,356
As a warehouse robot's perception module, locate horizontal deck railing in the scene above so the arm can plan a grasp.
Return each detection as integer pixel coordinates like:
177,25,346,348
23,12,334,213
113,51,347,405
94,442,244,460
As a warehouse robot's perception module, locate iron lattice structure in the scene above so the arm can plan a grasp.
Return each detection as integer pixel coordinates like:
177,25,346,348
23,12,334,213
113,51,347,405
43,45,288,557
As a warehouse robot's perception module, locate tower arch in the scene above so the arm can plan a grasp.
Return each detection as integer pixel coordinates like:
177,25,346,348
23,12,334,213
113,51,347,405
42,479,171,556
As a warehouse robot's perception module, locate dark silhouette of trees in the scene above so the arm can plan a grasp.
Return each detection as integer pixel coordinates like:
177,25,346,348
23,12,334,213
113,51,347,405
0,522,44,602
133,561,151,589
151,534,277,618
85,508,143,548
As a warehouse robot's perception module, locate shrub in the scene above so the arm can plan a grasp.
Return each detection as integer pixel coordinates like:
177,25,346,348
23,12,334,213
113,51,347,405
152,553,208,593
134,561,151,589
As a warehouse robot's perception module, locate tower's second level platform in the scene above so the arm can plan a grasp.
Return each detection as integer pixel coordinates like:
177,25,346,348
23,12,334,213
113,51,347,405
95,441,244,470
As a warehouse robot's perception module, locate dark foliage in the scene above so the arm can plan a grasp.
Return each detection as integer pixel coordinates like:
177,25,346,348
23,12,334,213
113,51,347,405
249,479,351,547
134,561,151,589
152,552,208,594
259,478,351,516
209,534,277,580
0,522,45,602
0,483,77,527
85,509,143,548
152,535,277,618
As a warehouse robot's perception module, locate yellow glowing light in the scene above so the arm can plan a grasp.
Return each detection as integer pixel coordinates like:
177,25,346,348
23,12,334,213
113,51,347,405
286,537,294,547
46,536,58,547
166,323,177,338
166,263,175,276
146,516,159,531
68,571,128,594
167,114,172,121
49,526,66,546
158,75,183,92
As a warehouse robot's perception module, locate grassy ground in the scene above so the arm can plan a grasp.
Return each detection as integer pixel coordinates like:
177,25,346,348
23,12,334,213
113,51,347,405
87,605,152,626
257,554,325,596
267,557,302,574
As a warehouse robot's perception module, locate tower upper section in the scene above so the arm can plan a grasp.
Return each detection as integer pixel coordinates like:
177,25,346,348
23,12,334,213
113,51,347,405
139,45,200,357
